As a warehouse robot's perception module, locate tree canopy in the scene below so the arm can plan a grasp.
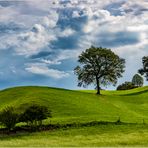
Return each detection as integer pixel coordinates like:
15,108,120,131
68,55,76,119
132,74,143,87
139,56,148,80
0,106,18,131
74,46,125,94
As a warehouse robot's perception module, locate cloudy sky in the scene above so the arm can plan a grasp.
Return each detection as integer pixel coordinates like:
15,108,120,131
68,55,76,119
0,0,148,90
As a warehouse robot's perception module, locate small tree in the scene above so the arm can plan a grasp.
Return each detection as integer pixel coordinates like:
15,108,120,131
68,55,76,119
139,56,148,80
74,46,125,94
0,107,18,131
132,74,143,87
19,104,51,127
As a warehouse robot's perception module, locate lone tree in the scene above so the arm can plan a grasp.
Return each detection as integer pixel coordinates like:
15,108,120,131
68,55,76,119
139,56,148,80
132,74,143,87
74,46,125,94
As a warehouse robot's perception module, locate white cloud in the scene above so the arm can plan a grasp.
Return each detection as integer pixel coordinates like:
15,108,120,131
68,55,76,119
57,50,80,60
72,10,80,18
42,10,59,28
12,9,59,57
40,59,61,65
25,63,70,79
58,28,75,37
0,5,19,22
13,14,75,57
127,25,148,32
43,16,57,28
0,0,59,56
15,23,56,56
40,50,80,66
122,1,148,13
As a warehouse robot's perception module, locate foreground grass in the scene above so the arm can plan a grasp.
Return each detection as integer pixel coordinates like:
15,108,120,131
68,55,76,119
0,124,148,147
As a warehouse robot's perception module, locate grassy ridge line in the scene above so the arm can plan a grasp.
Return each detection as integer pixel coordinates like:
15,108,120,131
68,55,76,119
0,86,148,124
79,86,148,95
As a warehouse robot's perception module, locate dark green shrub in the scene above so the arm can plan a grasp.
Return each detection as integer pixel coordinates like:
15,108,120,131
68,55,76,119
19,104,51,127
117,81,137,90
0,106,18,131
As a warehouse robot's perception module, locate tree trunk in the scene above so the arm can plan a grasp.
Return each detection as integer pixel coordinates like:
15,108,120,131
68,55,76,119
96,77,100,95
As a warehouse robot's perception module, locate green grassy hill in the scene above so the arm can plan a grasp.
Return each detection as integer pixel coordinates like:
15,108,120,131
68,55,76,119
1,86,148,147
0,86,148,124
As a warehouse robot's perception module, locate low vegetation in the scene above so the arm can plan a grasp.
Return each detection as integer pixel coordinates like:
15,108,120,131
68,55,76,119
0,104,51,131
19,104,51,127
117,73,144,90
117,81,136,90
0,107,18,131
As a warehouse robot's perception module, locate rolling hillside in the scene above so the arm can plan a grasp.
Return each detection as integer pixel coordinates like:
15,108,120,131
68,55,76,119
0,86,148,124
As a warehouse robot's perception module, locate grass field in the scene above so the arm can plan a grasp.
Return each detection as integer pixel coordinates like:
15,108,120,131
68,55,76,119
0,86,148,124
0,124,148,147
0,86,148,146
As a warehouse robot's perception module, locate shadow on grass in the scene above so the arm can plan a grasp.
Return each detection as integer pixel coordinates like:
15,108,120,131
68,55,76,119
118,90,148,96
0,120,138,140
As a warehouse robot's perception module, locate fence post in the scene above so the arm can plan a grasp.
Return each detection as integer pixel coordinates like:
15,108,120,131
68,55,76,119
143,119,145,125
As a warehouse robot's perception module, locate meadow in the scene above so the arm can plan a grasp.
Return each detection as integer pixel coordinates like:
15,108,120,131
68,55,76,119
1,124,148,147
0,86,148,146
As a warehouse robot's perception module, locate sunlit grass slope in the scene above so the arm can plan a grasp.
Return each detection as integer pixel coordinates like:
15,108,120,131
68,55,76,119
0,86,148,124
